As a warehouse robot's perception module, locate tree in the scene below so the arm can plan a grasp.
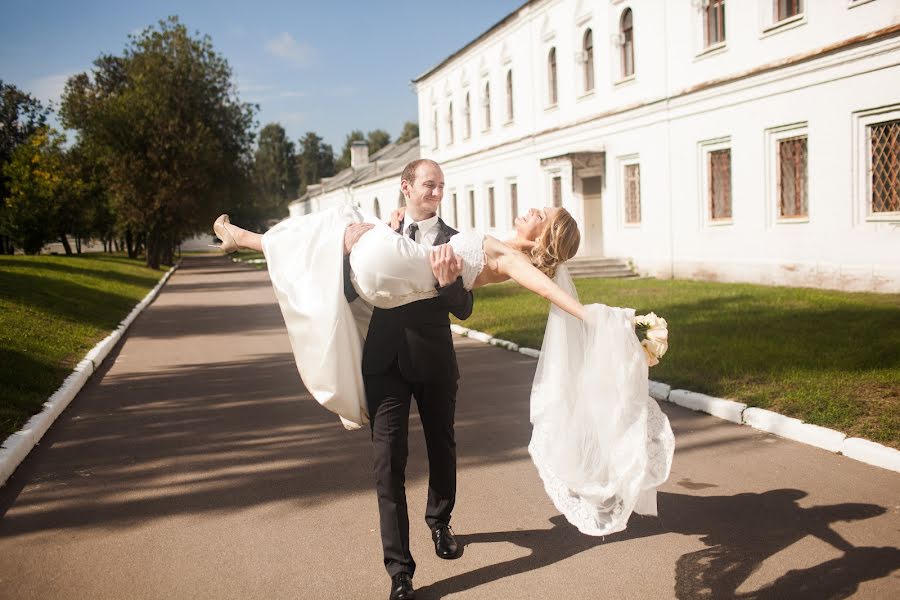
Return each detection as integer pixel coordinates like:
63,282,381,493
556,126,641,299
367,129,391,156
60,16,256,269
335,129,365,171
253,122,299,219
397,121,419,144
2,127,77,254
297,131,336,194
0,81,50,254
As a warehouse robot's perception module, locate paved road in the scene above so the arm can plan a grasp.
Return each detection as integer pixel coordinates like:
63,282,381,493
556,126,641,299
1,255,898,599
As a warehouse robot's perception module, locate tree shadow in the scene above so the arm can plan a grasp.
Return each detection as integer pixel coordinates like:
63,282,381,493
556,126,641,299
417,491,899,600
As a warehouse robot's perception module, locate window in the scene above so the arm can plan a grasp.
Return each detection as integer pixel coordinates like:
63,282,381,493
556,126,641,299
709,149,732,220
451,192,459,227
778,135,808,218
488,186,496,228
870,119,900,214
705,0,726,47
468,189,476,228
509,181,518,226
547,47,558,106
621,9,635,79
506,70,514,122
551,176,562,207
447,102,454,145
464,92,472,139
624,163,641,224
583,29,594,93
775,0,802,22
432,110,438,149
482,83,492,132
373,197,381,219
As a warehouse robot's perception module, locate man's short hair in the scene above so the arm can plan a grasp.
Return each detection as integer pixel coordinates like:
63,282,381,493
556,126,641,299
401,159,440,186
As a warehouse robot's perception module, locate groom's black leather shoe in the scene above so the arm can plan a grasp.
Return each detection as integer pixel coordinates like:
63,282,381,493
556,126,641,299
389,573,415,600
432,525,461,559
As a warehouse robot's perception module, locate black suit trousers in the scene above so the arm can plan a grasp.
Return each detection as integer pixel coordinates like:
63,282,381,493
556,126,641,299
366,358,458,578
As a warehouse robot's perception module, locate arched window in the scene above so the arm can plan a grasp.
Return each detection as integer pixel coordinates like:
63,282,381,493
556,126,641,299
373,197,381,219
447,102,454,145
482,82,491,130
583,29,594,92
464,92,472,138
506,70,514,122
434,111,438,148
547,47,558,105
621,9,634,78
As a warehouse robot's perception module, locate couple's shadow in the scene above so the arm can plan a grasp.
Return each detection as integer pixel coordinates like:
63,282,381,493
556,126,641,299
416,490,900,599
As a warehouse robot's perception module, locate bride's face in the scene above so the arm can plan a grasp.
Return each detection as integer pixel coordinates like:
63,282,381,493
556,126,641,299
515,206,560,241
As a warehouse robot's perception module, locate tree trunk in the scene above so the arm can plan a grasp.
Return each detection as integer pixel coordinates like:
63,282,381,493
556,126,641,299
75,236,82,254
59,234,73,256
145,228,161,270
125,229,135,259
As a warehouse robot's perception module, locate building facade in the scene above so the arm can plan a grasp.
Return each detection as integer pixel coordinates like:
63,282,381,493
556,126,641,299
414,0,900,292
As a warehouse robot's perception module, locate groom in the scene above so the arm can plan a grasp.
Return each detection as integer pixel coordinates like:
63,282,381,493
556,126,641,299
343,159,473,600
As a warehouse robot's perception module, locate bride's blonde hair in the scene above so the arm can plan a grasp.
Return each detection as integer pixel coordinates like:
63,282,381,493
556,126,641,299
530,208,580,279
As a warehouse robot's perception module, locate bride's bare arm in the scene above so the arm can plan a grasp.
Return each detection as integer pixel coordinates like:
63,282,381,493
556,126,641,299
483,236,585,320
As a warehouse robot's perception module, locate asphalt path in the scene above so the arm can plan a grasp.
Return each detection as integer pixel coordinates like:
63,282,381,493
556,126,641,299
1,255,898,599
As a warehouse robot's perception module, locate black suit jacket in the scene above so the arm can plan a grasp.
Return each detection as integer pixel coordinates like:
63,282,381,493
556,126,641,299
344,218,474,383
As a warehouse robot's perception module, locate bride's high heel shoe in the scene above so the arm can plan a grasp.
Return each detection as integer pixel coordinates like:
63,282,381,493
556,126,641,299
211,214,239,253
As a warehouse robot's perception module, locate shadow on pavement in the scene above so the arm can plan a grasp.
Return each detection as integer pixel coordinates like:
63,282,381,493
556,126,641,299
418,491,899,600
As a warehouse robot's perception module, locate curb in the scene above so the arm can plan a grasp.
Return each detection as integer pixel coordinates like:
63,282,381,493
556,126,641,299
449,323,900,474
0,261,181,488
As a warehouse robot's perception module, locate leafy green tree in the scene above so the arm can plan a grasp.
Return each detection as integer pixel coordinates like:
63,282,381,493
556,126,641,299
366,129,391,156
297,131,336,194
397,121,419,144
253,122,299,219
61,16,256,268
2,127,75,254
0,81,50,254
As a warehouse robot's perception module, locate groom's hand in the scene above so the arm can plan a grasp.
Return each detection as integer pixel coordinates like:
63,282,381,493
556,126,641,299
344,223,374,255
431,244,463,287
388,207,406,232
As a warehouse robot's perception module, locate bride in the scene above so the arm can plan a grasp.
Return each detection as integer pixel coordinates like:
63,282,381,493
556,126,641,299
213,202,674,537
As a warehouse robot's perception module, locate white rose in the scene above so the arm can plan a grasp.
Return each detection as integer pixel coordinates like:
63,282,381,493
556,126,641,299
641,339,660,366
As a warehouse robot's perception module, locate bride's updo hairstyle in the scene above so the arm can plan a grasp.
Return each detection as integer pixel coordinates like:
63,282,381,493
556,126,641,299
530,208,580,280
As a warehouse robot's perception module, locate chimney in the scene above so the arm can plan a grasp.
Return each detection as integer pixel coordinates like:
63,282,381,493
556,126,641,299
350,140,369,168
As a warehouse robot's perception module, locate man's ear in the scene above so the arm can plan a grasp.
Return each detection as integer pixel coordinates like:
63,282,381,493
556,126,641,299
400,179,410,197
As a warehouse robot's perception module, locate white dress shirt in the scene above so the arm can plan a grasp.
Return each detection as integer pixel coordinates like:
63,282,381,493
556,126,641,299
405,214,440,247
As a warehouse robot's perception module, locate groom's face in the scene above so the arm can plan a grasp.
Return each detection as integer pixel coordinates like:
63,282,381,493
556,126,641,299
403,162,444,220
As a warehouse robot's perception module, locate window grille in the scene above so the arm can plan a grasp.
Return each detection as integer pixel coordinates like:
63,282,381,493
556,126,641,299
775,0,801,22
552,176,562,207
624,164,641,224
709,148,732,220
510,182,518,226
870,119,900,213
778,136,808,218
488,187,496,227
483,83,491,130
452,193,458,226
621,9,634,78
464,93,471,138
548,48,558,105
469,190,476,228
705,0,726,47
583,29,594,92
373,198,381,220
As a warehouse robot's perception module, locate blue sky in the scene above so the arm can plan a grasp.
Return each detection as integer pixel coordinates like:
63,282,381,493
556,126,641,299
0,0,522,150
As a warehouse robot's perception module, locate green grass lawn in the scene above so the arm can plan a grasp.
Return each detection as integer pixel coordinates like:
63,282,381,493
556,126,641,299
459,278,900,448
0,254,171,439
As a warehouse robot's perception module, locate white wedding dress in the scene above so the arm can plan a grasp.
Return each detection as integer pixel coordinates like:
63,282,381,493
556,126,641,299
262,205,674,536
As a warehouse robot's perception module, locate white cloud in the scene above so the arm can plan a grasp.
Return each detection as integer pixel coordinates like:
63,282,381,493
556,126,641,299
265,32,315,67
28,73,76,107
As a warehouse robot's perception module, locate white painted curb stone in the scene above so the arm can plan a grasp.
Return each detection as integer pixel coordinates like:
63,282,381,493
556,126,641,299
448,322,900,473
742,407,847,453
841,438,900,473
0,262,180,487
668,389,747,424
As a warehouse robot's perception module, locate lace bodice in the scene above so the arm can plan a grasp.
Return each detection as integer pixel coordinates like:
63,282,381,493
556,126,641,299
447,230,486,290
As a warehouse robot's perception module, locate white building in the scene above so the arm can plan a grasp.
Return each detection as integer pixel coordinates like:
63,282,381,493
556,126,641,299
413,0,900,292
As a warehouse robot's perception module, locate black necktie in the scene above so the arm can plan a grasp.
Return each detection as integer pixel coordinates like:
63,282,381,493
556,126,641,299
407,223,419,242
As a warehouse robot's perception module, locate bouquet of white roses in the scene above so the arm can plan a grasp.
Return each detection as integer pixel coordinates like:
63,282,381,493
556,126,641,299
634,312,668,367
